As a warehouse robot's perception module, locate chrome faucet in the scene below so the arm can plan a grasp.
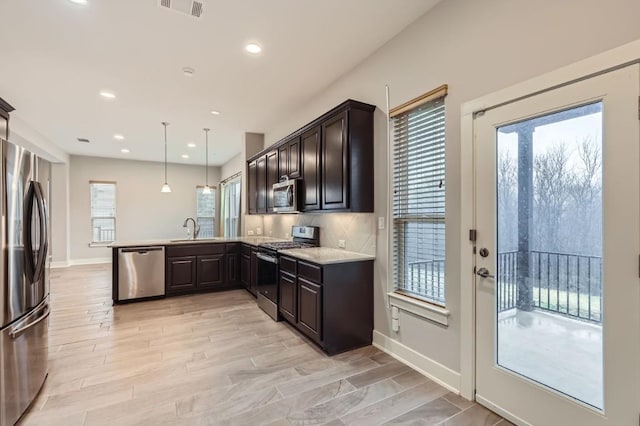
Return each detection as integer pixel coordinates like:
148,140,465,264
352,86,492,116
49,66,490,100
183,217,200,240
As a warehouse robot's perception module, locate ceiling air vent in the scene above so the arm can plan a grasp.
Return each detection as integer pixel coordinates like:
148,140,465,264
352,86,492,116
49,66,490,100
77,138,90,143
158,0,205,19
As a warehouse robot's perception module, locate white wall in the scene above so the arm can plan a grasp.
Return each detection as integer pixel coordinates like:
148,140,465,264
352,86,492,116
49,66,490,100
51,163,70,264
69,155,220,261
259,0,640,385
221,153,242,181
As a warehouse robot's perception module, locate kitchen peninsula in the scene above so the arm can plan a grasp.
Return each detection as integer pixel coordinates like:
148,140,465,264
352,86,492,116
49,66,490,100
111,236,375,355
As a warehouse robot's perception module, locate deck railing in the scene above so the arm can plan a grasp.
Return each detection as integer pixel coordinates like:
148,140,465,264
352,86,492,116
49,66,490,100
407,250,603,323
497,250,602,323
406,259,445,305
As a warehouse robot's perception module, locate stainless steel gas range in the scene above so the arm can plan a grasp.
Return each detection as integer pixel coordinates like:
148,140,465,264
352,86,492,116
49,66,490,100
256,226,319,320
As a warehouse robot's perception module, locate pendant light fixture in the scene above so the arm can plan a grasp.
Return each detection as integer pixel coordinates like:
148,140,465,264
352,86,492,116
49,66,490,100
202,128,211,194
161,122,172,193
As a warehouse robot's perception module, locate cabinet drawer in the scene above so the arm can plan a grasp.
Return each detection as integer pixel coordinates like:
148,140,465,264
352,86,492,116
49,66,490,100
298,261,322,284
225,243,240,254
166,243,224,257
279,256,297,274
241,244,251,256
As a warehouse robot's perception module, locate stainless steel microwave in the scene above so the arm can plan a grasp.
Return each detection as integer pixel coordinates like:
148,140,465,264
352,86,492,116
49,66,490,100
273,177,300,213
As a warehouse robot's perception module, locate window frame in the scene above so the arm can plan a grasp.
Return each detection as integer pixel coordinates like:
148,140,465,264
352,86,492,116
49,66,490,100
89,180,116,246
387,85,450,325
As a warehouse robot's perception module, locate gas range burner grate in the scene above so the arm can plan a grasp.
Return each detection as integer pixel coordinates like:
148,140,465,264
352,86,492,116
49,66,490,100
259,241,317,251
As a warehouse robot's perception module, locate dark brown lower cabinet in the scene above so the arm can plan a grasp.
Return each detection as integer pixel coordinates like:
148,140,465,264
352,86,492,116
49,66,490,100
297,277,322,343
240,254,250,289
225,244,240,285
197,255,225,288
165,243,242,296
167,256,197,293
278,271,297,323
277,257,373,355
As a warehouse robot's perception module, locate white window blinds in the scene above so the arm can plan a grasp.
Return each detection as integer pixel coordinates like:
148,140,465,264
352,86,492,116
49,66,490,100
90,181,116,243
392,90,446,306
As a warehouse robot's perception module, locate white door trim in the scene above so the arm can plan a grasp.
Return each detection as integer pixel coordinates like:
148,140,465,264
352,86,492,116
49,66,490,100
459,38,640,400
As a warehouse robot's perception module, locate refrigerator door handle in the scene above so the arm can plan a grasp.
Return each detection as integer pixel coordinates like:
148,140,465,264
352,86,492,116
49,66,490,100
32,181,48,282
23,181,37,283
9,303,49,339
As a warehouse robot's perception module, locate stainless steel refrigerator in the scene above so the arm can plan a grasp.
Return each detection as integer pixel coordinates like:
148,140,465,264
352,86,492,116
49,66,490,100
0,138,50,426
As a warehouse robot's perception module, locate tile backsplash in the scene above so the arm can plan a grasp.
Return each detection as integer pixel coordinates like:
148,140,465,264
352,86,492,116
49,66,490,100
245,213,376,255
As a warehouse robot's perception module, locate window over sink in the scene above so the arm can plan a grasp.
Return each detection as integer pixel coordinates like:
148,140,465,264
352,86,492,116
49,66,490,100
196,186,216,238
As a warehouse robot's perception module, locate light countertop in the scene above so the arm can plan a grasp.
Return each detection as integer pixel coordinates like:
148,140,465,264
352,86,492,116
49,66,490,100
110,236,288,248
278,247,375,265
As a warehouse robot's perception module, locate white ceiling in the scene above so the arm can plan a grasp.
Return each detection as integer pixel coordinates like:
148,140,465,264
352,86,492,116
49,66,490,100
0,0,440,166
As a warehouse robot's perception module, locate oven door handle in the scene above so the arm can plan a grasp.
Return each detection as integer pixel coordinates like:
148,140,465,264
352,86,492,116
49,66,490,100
257,253,278,264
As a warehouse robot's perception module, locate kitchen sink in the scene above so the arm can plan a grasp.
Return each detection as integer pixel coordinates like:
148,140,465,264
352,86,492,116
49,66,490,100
169,237,223,242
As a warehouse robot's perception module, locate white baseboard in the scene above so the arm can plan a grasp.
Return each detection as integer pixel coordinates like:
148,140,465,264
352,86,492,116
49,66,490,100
372,330,461,394
50,258,111,268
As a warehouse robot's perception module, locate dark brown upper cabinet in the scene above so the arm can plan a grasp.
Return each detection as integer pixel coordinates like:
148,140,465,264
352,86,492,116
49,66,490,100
288,137,301,178
247,160,257,214
278,144,289,179
256,156,267,214
247,99,375,214
301,126,322,211
321,111,348,210
266,150,279,212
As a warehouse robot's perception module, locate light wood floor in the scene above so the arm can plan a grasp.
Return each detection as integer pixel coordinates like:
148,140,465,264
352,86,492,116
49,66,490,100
20,264,509,426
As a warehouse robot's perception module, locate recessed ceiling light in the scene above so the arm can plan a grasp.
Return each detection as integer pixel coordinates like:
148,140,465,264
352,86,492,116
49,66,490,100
113,134,125,140
245,43,262,54
181,154,189,159
121,148,130,153
99,90,116,99
210,110,220,115
182,67,195,77
187,143,196,148
68,0,88,4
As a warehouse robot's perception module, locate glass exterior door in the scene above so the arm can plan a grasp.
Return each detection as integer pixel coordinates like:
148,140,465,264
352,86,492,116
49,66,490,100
474,65,640,425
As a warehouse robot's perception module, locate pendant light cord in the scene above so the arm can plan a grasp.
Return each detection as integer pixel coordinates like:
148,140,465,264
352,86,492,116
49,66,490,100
162,122,169,183
204,128,210,187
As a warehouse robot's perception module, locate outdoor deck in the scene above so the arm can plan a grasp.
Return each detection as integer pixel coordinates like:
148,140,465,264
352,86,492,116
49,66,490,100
498,308,603,409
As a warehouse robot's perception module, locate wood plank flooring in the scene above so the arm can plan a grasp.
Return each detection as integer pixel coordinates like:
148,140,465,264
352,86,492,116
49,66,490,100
20,264,507,425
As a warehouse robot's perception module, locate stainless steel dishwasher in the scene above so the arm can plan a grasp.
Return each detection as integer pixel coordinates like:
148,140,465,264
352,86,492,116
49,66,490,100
118,246,165,302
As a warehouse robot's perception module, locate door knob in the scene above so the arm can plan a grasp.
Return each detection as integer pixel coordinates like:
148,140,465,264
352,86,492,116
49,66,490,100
476,267,495,279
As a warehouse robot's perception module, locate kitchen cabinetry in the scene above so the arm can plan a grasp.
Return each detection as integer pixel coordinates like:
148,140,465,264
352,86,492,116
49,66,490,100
301,126,321,211
167,256,197,293
226,244,240,285
256,156,267,214
266,150,279,212
165,243,240,296
321,111,348,210
288,137,301,178
277,256,374,355
297,277,322,343
240,245,259,297
246,99,374,215
248,161,257,214
277,137,301,181
196,254,225,288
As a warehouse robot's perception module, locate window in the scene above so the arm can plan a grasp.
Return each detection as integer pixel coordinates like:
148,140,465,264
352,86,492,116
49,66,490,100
90,181,116,244
196,187,216,238
221,174,242,238
392,85,447,306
